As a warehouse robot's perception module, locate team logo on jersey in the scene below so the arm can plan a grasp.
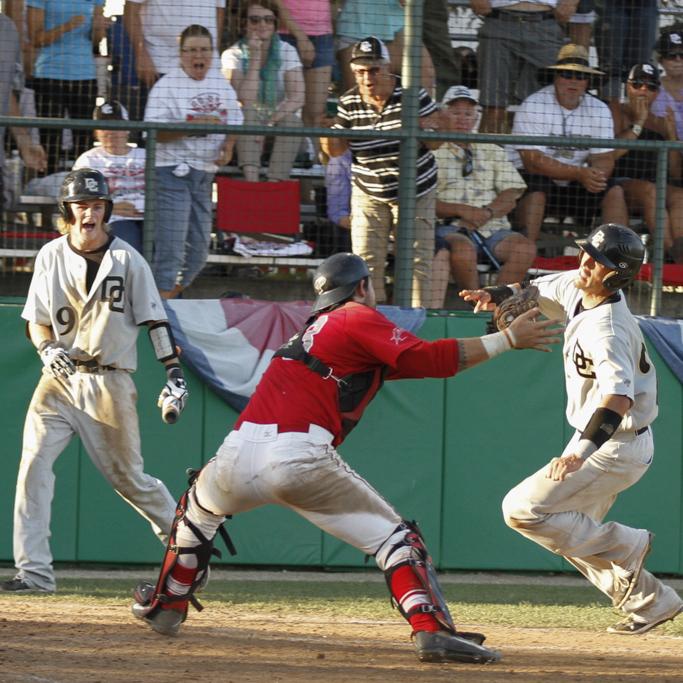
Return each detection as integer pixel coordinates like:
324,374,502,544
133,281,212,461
572,340,596,379
639,343,652,373
101,276,125,313
390,327,406,345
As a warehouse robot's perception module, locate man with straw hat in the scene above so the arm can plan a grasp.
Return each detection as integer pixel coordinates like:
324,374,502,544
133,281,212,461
510,43,628,244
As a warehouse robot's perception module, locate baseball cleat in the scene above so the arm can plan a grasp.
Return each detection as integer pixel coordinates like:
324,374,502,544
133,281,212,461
413,630,501,664
606,603,683,636
0,576,54,594
613,531,653,609
132,602,186,637
454,630,487,646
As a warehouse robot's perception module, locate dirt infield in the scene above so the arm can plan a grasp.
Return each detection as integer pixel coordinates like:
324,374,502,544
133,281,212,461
2,596,682,683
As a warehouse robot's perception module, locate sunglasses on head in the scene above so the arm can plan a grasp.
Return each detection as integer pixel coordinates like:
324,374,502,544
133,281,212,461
556,70,590,81
248,14,276,25
462,148,474,178
629,79,659,92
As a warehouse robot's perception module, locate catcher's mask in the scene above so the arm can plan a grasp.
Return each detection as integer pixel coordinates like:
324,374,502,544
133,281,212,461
575,223,644,292
311,252,370,313
58,168,113,223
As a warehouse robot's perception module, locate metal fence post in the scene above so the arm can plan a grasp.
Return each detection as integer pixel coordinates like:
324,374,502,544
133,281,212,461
650,148,667,317
143,129,157,264
395,0,423,307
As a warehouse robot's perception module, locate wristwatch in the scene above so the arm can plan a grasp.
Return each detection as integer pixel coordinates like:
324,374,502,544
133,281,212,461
631,124,643,137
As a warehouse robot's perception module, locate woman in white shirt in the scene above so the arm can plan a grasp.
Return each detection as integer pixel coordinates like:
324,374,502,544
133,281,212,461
145,24,243,299
73,100,146,252
221,0,304,182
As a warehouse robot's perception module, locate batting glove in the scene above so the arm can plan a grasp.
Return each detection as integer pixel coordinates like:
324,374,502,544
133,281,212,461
158,364,188,423
38,340,76,380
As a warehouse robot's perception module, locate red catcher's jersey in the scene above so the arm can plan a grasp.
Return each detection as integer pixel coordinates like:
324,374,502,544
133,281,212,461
237,303,459,445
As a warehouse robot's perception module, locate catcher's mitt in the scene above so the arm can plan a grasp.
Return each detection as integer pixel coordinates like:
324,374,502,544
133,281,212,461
493,285,539,331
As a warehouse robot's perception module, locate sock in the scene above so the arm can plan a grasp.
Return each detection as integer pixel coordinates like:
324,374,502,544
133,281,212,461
161,561,196,610
390,565,441,633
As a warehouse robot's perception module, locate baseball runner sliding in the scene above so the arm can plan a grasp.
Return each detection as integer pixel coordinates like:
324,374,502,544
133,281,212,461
0,169,188,595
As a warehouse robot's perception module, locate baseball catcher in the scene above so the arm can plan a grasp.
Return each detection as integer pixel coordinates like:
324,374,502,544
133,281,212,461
132,252,560,663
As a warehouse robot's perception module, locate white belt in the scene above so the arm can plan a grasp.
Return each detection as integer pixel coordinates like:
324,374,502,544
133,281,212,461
234,421,334,445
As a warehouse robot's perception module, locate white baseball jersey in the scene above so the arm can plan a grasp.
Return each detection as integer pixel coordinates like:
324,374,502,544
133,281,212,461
22,236,166,371
533,269,658,433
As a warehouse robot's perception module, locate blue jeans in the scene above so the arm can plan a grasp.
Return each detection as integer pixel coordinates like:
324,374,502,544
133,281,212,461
152,166,214,292
110,219,143,253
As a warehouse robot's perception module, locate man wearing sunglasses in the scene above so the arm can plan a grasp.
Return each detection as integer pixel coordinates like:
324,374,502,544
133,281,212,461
510,43,628,244
429,86,534,306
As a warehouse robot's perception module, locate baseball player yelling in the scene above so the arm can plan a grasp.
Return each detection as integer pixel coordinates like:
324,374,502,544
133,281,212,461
131,252,561,664
462,223,683,636
0,169,188,595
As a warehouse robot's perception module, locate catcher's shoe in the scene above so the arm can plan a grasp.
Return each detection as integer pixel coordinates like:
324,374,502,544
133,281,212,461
606,603,683,636
131,581,188,637
0,576,54,594
132,601,186,637
612,532,653,609
413,630,501,664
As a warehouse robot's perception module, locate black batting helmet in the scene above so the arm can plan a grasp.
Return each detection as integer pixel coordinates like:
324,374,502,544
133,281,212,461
311,252,370,313
58,168,113,223
575,224,645,292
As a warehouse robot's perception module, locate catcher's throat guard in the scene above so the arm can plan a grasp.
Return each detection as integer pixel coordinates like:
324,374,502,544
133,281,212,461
132,469,235,621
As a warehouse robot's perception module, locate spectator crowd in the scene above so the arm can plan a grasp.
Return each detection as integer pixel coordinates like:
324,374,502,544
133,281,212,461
2,0,682,305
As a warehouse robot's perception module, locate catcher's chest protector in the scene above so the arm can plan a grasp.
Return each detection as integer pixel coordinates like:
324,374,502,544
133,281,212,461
274,324,386,440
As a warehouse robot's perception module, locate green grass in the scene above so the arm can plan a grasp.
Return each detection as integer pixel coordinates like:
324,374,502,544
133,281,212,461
21,579,683,637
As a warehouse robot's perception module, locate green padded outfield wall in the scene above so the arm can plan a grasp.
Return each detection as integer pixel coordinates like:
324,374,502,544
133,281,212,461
0,303,681,574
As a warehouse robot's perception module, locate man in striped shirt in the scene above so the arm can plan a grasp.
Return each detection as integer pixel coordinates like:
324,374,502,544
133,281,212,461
320,36,442,307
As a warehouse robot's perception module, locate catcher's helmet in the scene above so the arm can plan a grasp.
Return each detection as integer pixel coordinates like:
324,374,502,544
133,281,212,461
575,223,645,292
58,168,113,223
311,252,370,313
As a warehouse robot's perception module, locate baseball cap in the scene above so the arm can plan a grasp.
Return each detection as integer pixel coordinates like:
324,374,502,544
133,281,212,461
93,100,129,121
627,63,661,86
442,85,478,106
657,29,683,56
350,36,390,65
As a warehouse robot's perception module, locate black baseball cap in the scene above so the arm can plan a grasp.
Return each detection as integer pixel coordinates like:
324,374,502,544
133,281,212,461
657,30,683,56
93,100,129,121
350,36,390,65
627,63,661,86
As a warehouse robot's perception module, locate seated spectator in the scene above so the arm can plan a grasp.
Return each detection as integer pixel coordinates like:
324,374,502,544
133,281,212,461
123,0,227,117
73,101,146,253
651,29,683,142
470,0,572,133
613,64,683,264
144,24,242,299
320,36,442,307
27,0,106,173
335,0,434,93
221,0,304,182
594,0,658,125
511,44,628,243
431,86,534,305
277,1,333,161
